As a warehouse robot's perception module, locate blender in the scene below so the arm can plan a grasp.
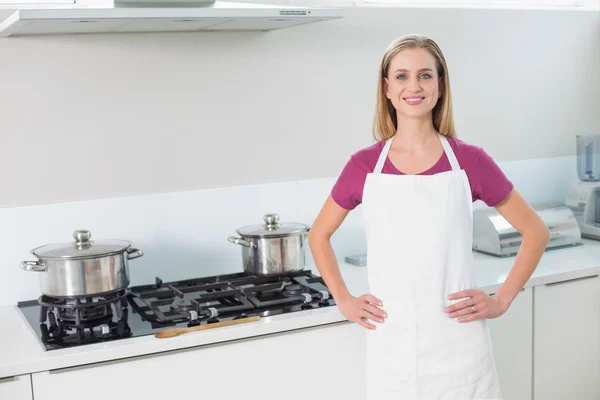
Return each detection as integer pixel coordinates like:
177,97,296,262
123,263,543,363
565,135,600,240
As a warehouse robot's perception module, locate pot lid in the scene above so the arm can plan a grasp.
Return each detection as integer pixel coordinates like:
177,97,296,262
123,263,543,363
237,214,309,238
31,230,133,259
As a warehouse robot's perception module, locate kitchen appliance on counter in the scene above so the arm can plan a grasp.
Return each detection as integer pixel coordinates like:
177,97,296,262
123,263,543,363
345,254,368,267
565,135,600,240
17,269,335,351
472,203,582,257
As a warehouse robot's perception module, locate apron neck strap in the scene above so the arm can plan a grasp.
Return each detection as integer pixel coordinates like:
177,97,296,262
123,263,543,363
373,138,393,173
373,133,460,174
439,134,460,171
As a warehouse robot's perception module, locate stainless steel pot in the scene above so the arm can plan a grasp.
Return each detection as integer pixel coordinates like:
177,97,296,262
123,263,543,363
20,230,143,298
228,214,310,276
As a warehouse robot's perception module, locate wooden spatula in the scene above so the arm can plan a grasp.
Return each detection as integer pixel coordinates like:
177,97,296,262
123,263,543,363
154,316,261,339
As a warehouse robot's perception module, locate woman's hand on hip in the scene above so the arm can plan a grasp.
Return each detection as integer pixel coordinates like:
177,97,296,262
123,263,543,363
444,289,509,323
337,294,387,330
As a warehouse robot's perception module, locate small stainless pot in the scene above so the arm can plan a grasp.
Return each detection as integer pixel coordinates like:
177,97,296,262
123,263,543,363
228,214,310,276
20,230,143,298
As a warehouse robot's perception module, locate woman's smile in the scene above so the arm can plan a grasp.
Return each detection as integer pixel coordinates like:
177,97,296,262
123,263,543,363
403,96,425,105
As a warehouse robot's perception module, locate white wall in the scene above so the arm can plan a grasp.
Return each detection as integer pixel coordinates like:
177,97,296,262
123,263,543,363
0,6,598,208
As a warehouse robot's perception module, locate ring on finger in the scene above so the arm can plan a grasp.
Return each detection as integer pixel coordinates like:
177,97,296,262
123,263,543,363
471,305,476,313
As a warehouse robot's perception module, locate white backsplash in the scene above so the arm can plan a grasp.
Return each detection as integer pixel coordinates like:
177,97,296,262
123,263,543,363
0,154,578,306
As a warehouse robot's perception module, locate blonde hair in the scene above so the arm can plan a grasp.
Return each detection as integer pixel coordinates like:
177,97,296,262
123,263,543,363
373,34,456,142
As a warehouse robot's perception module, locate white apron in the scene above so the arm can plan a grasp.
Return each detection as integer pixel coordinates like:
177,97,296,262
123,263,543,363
363,133,502,400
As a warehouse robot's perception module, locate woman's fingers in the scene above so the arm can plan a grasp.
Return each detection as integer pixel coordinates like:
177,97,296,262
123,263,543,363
362,303,387,320
445,297,476,313
363,294,384,306
357,314,377,330
347,294,387,329
457,310,486,323
447,303,479,319
360,309,385,324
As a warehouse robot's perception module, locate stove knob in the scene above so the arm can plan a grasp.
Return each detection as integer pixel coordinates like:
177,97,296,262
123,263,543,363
100,324,110,336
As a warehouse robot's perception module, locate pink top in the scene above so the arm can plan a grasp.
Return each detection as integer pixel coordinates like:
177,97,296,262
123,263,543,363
331,137,514,211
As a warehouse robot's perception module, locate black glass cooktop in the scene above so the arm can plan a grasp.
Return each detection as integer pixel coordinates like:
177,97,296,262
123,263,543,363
17,270,336,351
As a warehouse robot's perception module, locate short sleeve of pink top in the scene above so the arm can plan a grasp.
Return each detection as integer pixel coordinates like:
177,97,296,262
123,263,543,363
331,137,514,211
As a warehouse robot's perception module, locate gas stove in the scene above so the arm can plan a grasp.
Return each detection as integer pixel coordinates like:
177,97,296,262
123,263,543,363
17,269,336,351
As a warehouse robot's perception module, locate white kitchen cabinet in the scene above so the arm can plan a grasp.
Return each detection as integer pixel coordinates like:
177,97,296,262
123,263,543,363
487,287,533,400
0,375,33,400
533,274,600,400
32,322,366,400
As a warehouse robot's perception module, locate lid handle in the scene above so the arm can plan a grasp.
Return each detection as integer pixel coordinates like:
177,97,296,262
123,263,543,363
73,230,92,249
263,214,280,231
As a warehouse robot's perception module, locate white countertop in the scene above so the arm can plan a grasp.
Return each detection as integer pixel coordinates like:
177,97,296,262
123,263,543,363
2,239,600,379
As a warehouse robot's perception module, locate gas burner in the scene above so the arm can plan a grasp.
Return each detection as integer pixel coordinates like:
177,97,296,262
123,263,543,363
58,304,110,323
39,313,131,349
282,284,303,297
173,299,198,313
35,289,131,348
39,290,128,324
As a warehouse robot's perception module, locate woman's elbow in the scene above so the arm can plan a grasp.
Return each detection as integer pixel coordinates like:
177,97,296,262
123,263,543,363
307,229,320,246
308,227,329,247
536,223,551,247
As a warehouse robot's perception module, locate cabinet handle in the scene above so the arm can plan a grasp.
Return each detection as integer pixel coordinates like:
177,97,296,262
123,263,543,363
48,353,165,374
490,288,525,296
0,376,15,384
545,274,599,287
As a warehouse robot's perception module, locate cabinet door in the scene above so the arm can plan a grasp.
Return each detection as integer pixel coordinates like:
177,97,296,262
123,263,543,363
32,322,366,400
533,274,600,400
0,375,33,400
487,287,533,400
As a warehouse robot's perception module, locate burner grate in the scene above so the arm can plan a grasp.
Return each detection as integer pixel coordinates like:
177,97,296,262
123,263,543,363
37,289,131,347
128,278,256,326
127,270,335,327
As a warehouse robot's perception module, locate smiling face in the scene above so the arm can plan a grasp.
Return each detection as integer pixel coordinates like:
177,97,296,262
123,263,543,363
383,47,443,120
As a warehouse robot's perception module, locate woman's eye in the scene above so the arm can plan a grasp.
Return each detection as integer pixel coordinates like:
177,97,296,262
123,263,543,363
396,74,407,80
421,73,431,79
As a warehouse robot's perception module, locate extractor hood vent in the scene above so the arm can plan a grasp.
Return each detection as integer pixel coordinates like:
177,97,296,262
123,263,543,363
0,0,343,37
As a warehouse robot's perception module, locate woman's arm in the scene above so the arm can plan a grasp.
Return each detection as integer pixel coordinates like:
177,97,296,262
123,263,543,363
445,189,550,322
309,196,353,302
309,195,387,330
492,189,550,306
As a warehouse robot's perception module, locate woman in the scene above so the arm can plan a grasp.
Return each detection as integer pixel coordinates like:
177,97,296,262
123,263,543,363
308,34,550,399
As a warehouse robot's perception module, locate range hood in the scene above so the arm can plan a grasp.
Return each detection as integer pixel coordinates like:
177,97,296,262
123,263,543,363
0,0,343,37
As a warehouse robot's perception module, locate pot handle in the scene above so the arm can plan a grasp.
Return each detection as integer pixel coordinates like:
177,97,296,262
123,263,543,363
20,260,48,272
228,236,254,248
127,248,144,260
